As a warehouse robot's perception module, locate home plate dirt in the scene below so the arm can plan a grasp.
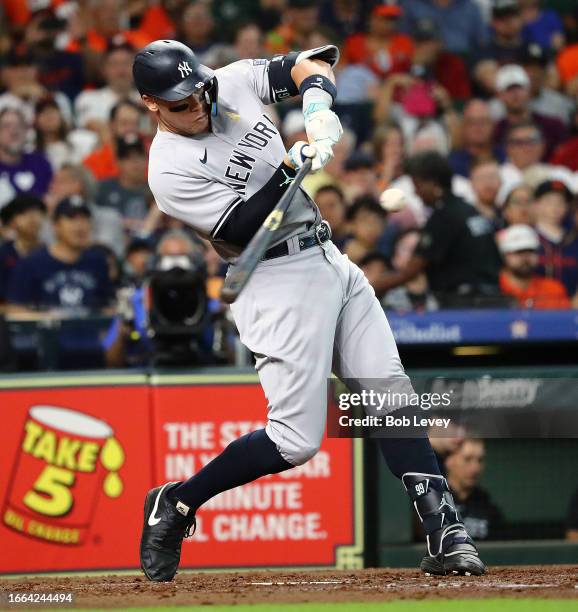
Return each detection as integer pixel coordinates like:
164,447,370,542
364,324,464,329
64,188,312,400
1,566,577,608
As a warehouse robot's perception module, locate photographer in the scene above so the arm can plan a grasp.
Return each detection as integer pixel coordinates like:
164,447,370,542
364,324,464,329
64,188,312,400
104,230,229,368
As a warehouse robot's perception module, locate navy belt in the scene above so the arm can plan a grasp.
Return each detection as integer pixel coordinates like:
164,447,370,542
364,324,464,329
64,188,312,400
262,221,332,261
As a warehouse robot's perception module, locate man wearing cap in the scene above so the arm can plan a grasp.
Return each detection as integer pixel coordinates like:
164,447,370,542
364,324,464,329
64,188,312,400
6,197,112,313
497,223,570,308
493,63,568,157
478,0,525,65
95,134,152,231
0,195,46,304
520,43,575,125
344,3,413,79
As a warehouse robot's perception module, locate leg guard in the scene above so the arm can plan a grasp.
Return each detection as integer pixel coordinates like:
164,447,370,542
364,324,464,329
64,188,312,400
402,472,486,576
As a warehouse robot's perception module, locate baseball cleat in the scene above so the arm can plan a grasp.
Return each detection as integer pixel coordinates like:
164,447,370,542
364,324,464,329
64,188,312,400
140,482,196,582
401,472,486,577
420,523,486,576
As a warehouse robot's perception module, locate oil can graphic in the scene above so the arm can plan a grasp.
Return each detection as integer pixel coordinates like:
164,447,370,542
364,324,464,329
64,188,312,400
3,406,125,545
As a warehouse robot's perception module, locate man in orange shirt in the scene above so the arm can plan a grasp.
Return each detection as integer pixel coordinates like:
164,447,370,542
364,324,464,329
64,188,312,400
344,2,413,79
497,224,570,309
83,100,144,181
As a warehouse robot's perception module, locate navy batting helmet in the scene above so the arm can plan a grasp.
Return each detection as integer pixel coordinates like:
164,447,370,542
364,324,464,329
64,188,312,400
132,40,218,111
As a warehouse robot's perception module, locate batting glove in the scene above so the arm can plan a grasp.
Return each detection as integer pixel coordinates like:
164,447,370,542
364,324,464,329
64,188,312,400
287,141,332,173
304,108,343,148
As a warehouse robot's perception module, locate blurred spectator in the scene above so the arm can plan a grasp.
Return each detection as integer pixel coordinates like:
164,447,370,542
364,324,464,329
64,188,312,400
314,185,349,250
95,134,152,234
556,39,578,97
500,183,534,225
520,43,575,125
445,439,505,540
550,110,578,171
493,64,568,158
359,251,390,299
123,238,154,285
0,108,53,208
6,196,112,313
343,3,413,80
382,229,439,311
499,122,576,197
342,151,380,201
45,164,125,257
449,99,505,177
532,180,578,299
477,0,525,66
399,0,487,57
0,47,71,125
65,0,150,58
374,152,502,305
470,159,504,228
82,99,144,181
0,195,46,302
22,9,85,101
204,23,266,68
410,18,471,101
520,0,565,51
175,1,217,62
34,96,97,171
74,42,139,132
344,196,387,263
137,0,187,42
373,69,459,150
266,0,319,54
497,223,570,308
318,0,368,39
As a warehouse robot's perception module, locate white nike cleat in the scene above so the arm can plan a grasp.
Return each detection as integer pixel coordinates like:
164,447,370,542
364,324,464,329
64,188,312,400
140,482,196,582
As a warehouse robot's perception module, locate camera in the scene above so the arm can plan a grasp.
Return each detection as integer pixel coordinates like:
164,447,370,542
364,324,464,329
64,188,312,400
145,252,210,366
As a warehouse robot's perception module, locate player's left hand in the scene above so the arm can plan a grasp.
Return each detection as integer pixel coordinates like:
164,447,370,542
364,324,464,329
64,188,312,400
304,108,343,148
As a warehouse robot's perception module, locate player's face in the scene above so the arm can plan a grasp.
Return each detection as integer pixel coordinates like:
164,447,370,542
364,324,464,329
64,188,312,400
143,94,210,136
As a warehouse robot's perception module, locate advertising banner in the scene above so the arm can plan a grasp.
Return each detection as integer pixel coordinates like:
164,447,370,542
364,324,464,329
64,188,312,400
0,373,363,574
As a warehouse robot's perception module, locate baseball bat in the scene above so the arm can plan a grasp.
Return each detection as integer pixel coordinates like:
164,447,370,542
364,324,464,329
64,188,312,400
220,158,313,304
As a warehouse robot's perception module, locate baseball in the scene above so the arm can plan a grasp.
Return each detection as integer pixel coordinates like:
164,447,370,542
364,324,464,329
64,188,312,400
379,188,407,212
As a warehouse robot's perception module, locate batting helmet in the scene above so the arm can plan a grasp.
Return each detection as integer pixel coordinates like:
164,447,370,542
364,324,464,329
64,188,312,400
132,40,218,111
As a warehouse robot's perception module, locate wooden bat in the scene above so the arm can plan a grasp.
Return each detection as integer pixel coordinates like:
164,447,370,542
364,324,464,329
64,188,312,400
220,158,313,304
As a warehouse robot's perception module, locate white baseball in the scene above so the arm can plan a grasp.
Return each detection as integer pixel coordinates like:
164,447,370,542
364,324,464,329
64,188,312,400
379,188,407,212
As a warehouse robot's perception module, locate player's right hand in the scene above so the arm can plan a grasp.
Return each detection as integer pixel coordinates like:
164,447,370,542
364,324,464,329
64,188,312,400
285,140,333,173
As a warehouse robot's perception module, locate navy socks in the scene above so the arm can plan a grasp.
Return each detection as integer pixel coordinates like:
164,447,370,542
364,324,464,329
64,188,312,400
169,428,292,512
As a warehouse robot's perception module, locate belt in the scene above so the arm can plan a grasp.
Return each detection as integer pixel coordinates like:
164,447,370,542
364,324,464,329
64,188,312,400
262,221,332,261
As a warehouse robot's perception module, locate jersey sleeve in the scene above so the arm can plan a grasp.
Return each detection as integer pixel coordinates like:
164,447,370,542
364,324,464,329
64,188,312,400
149,169,244,239
225,59,275,105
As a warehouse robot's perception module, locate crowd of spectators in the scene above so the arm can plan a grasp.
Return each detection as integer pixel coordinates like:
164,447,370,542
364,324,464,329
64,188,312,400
0,0,578,368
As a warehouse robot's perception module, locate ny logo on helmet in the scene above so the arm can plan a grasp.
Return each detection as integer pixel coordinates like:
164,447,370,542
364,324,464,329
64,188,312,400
178,61,193,79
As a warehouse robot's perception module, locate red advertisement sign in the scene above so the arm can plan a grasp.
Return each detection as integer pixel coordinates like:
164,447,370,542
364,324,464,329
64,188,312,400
0,374,363,574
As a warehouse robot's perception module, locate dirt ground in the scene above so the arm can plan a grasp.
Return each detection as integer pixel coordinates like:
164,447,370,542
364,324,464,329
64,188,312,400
1,566,577,608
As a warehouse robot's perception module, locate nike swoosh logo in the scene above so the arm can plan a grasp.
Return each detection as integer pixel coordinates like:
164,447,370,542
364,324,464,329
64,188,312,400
148,482,173,526
200,148,207,164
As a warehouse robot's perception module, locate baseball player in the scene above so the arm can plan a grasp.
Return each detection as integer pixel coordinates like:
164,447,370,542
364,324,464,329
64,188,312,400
133,40,485,581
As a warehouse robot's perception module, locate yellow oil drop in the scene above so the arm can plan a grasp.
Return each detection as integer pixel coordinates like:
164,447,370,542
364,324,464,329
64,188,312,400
103,472,123,498
100,437,125,471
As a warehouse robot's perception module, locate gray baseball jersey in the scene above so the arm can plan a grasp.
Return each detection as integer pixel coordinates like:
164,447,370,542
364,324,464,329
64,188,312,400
148,59,320,260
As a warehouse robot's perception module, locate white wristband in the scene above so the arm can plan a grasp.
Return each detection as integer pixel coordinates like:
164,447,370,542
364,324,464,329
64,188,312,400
302,88,333,119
